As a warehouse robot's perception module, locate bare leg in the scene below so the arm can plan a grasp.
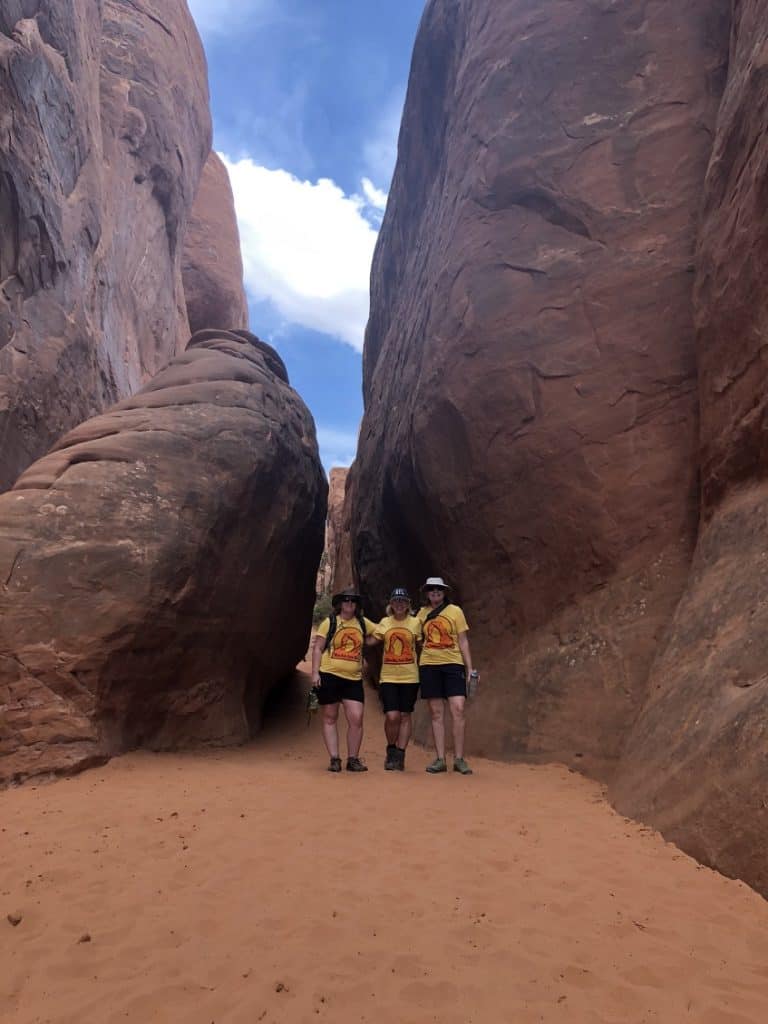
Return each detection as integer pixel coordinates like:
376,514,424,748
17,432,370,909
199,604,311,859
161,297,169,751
447,696,466,759
384,710,401,746
321,703,340,758
343,699,364,758
428,699,446,759
397,712,412,749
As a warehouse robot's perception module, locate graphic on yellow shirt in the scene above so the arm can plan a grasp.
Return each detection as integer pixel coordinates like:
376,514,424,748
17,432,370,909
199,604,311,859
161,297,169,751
383,628,415,665
332,626,363,662
424,615,456,650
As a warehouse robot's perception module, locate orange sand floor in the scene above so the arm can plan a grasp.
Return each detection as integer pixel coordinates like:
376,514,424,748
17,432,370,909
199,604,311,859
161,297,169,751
3,679,768,1024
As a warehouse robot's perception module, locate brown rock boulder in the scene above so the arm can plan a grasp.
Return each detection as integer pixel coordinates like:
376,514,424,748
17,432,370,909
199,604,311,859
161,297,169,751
0,0,211,491
0,329,327,786
350,0,729,776
611,2,768,895
182,151,249,335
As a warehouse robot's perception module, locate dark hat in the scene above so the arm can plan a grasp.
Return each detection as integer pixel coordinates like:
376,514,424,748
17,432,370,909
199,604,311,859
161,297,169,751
389,587,411,602
332,589,361,607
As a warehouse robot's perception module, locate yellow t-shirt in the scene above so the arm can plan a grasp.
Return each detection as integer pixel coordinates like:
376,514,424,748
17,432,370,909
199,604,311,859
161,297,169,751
417,604,469,666
373,615,422,684
316,615,376,681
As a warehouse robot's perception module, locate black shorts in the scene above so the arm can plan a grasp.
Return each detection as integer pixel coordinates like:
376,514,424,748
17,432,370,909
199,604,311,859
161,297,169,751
419,663,466,700
380,682,420,714
318,672,365,705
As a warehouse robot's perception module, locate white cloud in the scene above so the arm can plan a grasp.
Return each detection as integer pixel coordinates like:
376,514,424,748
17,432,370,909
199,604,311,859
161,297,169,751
187,0,274,36
362,89,405,191
221,154,383,351
361,177,387,211
317,426,359,471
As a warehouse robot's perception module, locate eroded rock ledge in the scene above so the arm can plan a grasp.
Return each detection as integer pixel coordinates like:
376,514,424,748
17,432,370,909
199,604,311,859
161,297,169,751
0,329,327,786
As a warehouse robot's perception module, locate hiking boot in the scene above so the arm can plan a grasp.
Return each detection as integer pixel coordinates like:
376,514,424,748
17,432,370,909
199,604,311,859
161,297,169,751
384,744,398,771
453,757,473,775
328,756,342,772
394,748,406,771
425,757,447,774
346,756,368,772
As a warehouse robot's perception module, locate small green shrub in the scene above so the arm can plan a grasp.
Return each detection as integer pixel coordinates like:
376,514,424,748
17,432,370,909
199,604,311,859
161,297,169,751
312,592,333,625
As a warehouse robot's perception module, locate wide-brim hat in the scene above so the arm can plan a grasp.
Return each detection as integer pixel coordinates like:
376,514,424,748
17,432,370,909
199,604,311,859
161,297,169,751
332,589,361,606
420,576,451,591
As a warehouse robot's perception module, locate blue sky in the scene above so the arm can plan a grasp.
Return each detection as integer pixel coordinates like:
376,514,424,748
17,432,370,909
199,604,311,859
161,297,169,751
186,0,425,469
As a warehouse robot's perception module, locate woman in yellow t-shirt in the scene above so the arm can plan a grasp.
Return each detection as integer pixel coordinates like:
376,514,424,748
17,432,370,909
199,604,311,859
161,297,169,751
417,576,477,776
311,588,376,772
371,587,422,771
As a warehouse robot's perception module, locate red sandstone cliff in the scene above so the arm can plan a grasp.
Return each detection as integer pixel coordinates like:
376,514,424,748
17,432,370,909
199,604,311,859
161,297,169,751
350,0,730,776
0,0,211,490
182,151,249,335
317,466,349,594
611,1,768,896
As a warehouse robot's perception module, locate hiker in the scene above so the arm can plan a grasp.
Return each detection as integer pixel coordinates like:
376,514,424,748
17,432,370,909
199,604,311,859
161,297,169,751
371,587,423,771
312,588,377,772
417,576,477,775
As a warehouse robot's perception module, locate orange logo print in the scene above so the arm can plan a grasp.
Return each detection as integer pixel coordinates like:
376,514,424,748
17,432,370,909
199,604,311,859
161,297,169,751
332,626,362,662
424,616,455,650
383,628,415,665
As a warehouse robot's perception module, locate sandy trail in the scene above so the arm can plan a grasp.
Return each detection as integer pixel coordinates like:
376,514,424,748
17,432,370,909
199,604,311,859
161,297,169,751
2,673,768,1024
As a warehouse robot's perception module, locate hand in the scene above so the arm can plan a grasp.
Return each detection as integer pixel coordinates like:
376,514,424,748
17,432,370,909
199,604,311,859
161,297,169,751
312,672,321,687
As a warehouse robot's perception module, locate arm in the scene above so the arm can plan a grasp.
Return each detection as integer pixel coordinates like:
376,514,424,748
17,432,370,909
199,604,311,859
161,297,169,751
365,618,382,647
457,631,474,678
311,634,325,687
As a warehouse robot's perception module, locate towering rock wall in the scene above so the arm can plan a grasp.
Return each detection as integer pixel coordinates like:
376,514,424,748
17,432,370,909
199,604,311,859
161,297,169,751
0,0,211,491
317,466,349,593
351,0,730,777
182,151,249,335
611,1,768,895
0,329,327,785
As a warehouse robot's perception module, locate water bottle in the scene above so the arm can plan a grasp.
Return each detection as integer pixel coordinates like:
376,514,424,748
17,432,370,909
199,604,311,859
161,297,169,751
467,670,479,699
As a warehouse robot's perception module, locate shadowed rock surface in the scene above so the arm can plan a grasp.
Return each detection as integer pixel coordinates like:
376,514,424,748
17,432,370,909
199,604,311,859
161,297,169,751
349,0,729,777
182,151,248,335
0,0,211,491
611,2,768,896
0,329,327,785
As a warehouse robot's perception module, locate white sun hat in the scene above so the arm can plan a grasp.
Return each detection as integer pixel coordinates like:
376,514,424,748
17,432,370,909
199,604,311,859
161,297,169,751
421,576,451,590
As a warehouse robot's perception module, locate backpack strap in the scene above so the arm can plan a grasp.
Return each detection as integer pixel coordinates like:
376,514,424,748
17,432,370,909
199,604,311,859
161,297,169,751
324,612,338,652
425,602,451,624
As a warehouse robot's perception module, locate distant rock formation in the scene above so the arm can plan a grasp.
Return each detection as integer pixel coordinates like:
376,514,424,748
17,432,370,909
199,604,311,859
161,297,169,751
350,0,729,776
611,2,768,896
0,329,327,785
182,152,249,335
0,0,211,491
317,466,349,594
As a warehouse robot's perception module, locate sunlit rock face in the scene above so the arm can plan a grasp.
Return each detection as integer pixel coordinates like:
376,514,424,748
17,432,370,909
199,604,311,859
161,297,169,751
182,151,249,335
611,2,768,897
317,466,349,594
0,330,327,785
349,0,729,777
0,0,211,491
